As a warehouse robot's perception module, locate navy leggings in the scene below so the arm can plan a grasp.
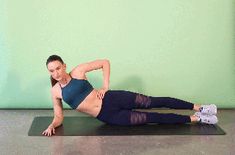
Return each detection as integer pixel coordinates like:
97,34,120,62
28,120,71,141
96,90,194,126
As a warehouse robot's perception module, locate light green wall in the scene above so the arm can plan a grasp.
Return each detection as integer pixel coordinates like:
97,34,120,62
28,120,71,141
0,0,234,109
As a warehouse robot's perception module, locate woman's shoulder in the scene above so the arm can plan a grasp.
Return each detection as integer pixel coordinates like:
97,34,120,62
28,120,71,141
51,83,62,99
70,67,88,80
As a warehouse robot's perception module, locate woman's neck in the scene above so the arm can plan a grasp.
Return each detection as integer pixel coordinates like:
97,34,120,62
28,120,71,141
58,73,71,86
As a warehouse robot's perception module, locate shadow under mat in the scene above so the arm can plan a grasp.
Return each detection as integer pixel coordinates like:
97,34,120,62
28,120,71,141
28,116,226,136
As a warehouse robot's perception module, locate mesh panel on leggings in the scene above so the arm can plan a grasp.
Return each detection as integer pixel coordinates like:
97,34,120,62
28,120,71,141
130,112,147,125
135,94,151,108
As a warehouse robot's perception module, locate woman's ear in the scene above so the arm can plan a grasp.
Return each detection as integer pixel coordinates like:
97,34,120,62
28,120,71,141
63,63,67,69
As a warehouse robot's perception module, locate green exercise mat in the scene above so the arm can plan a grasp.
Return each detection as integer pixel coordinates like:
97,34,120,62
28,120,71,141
28,116,226,136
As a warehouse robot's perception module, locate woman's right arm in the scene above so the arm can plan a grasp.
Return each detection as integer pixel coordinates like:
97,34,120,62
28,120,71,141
42,88,64,137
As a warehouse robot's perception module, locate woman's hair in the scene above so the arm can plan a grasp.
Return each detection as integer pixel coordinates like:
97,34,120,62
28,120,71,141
46,55,64,87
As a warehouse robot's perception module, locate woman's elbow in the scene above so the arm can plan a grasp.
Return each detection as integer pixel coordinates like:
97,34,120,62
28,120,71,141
104,59,110,65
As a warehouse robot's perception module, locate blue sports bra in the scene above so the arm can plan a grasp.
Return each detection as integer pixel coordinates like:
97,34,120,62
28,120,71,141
59,74,94,109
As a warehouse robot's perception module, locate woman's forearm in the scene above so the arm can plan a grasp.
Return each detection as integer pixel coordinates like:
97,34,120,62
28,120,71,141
49,117,63,128
102,60,110,90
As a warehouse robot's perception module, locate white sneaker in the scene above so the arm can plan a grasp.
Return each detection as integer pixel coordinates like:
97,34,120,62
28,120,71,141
199,104,217,115
194,112,218,124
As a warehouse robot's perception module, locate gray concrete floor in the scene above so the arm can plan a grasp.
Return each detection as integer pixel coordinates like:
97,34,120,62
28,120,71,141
0,109,234,155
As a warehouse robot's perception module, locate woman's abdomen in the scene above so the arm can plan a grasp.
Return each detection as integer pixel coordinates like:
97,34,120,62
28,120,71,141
76,89,103,117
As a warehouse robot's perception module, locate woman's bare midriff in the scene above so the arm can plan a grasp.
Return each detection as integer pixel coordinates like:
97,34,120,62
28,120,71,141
75,89,104,118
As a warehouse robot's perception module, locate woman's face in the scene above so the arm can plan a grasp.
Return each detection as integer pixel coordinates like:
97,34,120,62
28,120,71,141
47,60,66,81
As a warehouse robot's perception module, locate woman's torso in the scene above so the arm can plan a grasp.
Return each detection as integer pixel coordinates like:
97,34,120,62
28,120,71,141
53,71,103,117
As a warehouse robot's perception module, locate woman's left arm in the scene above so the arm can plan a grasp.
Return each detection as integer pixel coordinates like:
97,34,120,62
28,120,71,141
102,60,110,91
96,59,110,99
76,59,110,98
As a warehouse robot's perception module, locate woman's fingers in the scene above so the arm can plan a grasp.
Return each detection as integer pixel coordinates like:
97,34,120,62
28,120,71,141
42,129,54,137
99,93,103,99
97,89,104,100
98,93,101,99
42,130,47,135
97,91,104,100
100,92,104,99
97,92,101,99
47,131,51,136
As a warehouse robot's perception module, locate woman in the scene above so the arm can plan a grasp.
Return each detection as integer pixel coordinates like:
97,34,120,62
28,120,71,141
42,55,218,137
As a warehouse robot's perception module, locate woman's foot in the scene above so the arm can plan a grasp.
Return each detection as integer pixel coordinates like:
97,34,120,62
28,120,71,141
194,112,218,124
199,104,217,115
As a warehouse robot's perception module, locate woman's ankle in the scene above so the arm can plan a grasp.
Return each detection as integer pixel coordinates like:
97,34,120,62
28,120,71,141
190,115,200,123
193,104,201,111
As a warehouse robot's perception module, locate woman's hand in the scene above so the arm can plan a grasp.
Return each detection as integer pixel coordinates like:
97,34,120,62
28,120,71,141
42,125,55,137
96,87,108,100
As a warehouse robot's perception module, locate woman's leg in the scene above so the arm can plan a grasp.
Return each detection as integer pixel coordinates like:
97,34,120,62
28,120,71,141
98,90,217,125
102,110,192,126
106,90,195,110
149,96,194,110
98,90,192,125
